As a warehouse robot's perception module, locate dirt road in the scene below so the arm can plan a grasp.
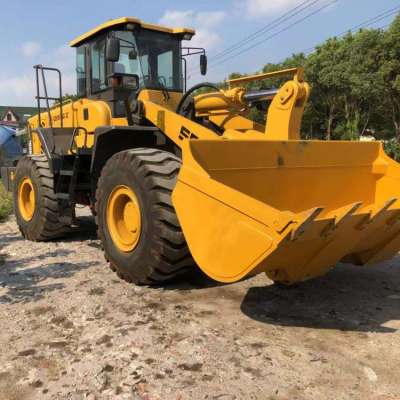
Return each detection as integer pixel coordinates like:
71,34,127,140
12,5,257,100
0,210,400,400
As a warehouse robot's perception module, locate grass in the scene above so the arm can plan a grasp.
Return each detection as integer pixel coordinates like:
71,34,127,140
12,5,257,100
0,181,13,222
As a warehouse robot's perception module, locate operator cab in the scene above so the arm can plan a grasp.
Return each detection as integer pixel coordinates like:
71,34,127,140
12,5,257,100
109,29,183,92
70,17,207,115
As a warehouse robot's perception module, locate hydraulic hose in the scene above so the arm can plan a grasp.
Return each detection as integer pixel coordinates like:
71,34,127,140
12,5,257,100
176,83,220,115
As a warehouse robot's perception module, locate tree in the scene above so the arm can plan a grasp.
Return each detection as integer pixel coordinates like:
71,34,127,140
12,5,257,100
379,15,400,140
339,29,384,139
220,14,400,143
305,37,346,140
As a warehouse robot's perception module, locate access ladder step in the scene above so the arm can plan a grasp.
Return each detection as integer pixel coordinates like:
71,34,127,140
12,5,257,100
56,193,70,200
60,169,74,176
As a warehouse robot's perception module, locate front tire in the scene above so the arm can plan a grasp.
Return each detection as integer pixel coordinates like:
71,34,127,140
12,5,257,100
95,148,195,285
14,155,70,241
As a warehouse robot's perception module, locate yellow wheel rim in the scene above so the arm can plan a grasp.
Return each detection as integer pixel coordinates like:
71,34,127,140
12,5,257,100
18,177,36,222
106,185,142,252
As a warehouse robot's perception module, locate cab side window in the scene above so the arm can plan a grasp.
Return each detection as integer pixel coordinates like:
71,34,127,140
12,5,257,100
91,38,107,93
114,31,141,76
157,50,174,88
76,46,86,97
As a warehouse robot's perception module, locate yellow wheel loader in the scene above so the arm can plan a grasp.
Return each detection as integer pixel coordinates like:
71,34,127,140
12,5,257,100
3,17,400,285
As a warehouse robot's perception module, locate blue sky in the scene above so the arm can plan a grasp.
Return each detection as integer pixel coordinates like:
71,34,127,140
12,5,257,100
0,0,399,105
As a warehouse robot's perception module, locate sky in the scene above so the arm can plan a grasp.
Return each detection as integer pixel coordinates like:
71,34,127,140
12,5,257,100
0,0,399,106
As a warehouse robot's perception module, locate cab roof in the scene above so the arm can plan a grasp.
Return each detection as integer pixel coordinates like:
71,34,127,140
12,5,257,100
69,17,195,47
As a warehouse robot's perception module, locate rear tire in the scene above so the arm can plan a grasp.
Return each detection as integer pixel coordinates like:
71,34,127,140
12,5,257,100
14,155,70,241
95,148,195,285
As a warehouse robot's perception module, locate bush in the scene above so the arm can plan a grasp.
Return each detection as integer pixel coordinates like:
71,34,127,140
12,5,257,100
0,182,13,222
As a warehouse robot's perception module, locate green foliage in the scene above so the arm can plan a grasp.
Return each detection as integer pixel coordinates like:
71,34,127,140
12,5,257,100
384,139,400,162
0,182,13,222
227,14,400,142
53,93,79,106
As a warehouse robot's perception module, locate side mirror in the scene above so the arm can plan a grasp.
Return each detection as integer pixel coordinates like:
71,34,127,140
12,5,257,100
200,54,207,76
106,37,120,62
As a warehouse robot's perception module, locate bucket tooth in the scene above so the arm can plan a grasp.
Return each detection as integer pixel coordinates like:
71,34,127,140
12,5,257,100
321,202,362,238
371,197,398,219
290,207,324,241
386,210,400,227
273,211,296,234
365,229,400,265
357,198,398,230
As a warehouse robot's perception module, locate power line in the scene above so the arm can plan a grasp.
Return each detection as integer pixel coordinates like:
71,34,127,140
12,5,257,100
301,6,400,55
197,0,337,76
210,0,323,62
377,22,393,30
341,5,400,34
187,0,325,76
187,2,399,81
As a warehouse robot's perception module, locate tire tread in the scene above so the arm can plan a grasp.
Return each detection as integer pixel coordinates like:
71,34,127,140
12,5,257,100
95,148,195,285
15,155,70,241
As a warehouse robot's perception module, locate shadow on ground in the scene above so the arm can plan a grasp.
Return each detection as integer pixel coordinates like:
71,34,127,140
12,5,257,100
241,260,400,333
3,214,400,334
0,216,100,305
161,269,228,291
0,233,21,266
0,258,99,304
66,215,99,242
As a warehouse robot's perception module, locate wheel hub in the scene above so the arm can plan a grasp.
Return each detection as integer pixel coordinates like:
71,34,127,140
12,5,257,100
107,185,141,252
18,177,36,221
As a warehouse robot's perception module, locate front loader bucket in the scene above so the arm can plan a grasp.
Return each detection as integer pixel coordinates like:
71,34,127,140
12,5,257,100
172,140,400,284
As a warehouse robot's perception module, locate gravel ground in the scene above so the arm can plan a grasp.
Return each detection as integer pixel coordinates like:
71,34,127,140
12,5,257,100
0,209,400,400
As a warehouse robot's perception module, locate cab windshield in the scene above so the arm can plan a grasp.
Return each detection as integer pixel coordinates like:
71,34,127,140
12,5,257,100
114,30,183,92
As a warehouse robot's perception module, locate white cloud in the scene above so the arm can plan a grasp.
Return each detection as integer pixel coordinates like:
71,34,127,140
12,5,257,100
159,10,226,81
159,10,193,28
20,41,41,57
0,45,75,106
243,0,301,18
0,75,36,104
196,11,226,29
159,10,226,51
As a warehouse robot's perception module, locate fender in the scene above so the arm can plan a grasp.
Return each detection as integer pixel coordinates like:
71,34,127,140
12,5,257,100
90,125,173,179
